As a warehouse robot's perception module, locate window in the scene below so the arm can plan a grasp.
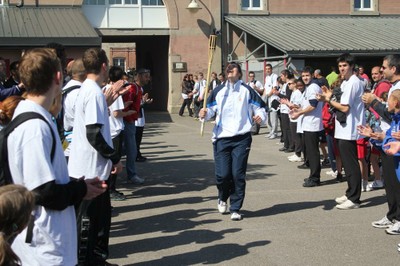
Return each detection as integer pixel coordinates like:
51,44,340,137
141,0,164,6
242,0,261,10
83,0,139,4
354,0,372,10
113,58,126,70
83,0,106,4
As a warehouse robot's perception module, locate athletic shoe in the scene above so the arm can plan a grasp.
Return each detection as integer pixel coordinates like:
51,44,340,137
372,216,394,229
230,212,242,221
335,195,348,204
386,221,400,235
289,155,302,162
326,170,338,178
217,200,227,214
303,179,320,187
361,180,369,192
268,134,277,139
127,174,144,184
110,191,126,201
367,180,384,190
336,199,360,210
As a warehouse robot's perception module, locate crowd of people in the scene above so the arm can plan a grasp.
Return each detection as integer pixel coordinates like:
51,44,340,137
192,53,400,252
2,46,400,264
0,44,153,265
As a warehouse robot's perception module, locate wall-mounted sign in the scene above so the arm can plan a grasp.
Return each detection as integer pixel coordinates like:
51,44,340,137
172,62,187,72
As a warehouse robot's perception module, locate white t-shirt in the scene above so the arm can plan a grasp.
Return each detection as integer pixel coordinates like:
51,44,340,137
334,74,366,140
68,79,113,180
301,83,323,132
264,73,279,109
246,80,263,96
62,79,81,156
104,85,124,138
289,89,302,122
280,83,290,114
9,100,77,266
135,86,145,127
381,81,400,131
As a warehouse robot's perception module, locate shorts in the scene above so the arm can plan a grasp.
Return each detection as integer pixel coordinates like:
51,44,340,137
357,138,368,159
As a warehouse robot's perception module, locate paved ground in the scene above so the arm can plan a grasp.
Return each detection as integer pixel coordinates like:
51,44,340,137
108,112,400,266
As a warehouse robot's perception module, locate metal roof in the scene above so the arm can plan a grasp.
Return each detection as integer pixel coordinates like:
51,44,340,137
0,7,101,47
225,15,400,57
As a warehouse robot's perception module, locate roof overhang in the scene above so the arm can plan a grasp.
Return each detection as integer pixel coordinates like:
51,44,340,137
225,15,400,58
0,7,101,47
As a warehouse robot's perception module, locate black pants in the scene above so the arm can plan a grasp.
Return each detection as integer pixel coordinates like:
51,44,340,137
281,113,292,149
179,98,193,116
337,139,361,204
290,122,302,156
76,190,111,265
109,131,124,191
380,152,400,221
304,131,320,180
135,126,144,158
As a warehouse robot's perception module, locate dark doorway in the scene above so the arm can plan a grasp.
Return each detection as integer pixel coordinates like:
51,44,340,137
103,35,170,111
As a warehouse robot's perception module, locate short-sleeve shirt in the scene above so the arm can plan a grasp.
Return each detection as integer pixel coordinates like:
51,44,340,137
334,74,365,140
68,79,113,180
301,83,323,132
104,85,124,138
9,100,77,266
289,89,303,122
264,73,278,109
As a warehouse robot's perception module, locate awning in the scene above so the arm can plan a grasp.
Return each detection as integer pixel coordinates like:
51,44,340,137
0,7,101,47
225,15,400,57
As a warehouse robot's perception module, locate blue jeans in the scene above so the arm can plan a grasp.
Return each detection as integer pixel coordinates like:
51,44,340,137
123,121,137,178
213,133,252,212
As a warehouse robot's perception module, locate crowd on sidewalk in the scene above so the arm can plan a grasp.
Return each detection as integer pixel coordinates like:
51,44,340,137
0,45,154,265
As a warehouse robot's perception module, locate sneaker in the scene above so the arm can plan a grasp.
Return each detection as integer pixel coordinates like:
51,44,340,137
110,191,126,201
268,134,277,139
303,179,320,187
368,180,384,190
335,173,345,183
230,212,242,221
136,156,147,162
386,221,400,235
321,158,330,168
217,200,228,214
289,155,302,162
297,163,309,169
372,216,394,229
361,180,368,192
127,175,144,184
336,199,360,210
335,195,348,204
326,170,335,176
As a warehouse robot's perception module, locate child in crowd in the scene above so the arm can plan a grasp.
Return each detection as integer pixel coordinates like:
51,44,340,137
0,185,35,266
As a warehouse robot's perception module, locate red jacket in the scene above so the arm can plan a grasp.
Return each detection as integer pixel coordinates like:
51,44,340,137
122,83,142,123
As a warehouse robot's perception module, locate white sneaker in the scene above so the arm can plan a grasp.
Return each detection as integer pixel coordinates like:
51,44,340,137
361,180,368,192
287,154,297,159
368,180,384,190
128,174,144,184
288,155,302,162
268,134,277,139
325,170,335,175
372,216,394,229
217,200,227,214
230,212,242,221
335,195,348,204
336,199,360,210
386,221,400,235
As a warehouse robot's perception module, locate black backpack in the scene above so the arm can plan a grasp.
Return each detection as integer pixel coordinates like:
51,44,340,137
0,112,56,185
56,85,81,141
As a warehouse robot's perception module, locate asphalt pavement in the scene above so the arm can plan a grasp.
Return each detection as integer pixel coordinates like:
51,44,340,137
108,112,400,266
